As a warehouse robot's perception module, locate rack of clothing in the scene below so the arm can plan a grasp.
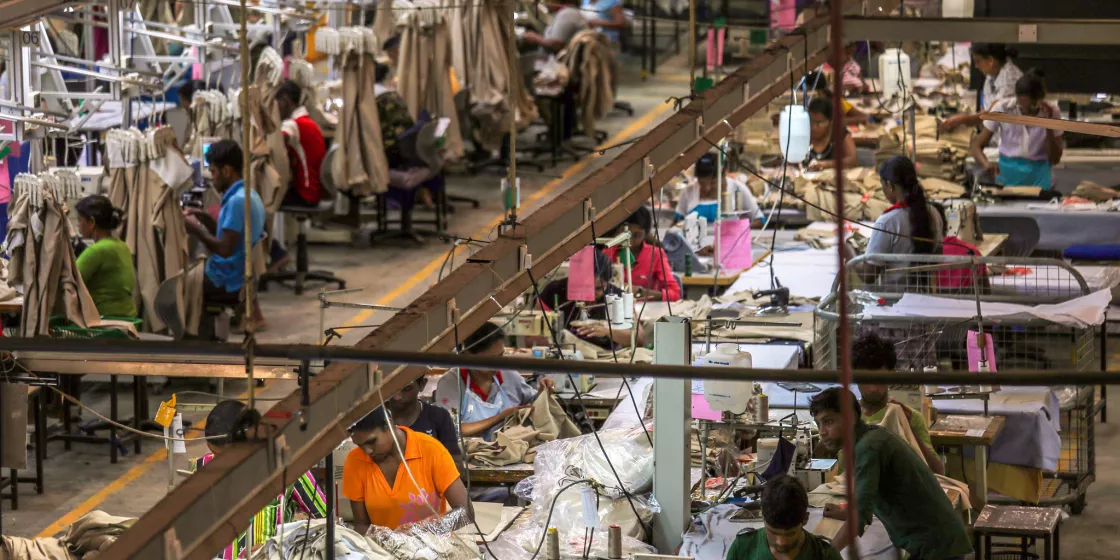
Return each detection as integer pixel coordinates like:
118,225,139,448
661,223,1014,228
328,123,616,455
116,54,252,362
396,0,465,160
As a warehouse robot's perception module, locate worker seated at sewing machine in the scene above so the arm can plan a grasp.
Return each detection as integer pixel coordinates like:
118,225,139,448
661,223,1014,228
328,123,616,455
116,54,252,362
820,42,868,97
673,151,764,230
191,400,327,559
841,156,943,286
342,407,470,533
184,140,268,330
854,332,944,475
384,374,464,470
520,0,587,54
74,195,137,319
432,322,555,440
727,475,842,560
811,388,972,560
605,206,681,302
805,98,859,172
536,248,647,349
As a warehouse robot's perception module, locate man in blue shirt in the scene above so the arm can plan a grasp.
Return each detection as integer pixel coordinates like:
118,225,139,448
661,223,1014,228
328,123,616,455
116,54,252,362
185,140,266,325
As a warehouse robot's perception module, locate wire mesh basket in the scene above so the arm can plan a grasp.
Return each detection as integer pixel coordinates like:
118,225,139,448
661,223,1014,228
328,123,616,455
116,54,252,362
814,254,1101,513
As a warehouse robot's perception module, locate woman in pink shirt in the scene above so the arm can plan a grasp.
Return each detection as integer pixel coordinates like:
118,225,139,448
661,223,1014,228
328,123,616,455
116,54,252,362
604,206,682,302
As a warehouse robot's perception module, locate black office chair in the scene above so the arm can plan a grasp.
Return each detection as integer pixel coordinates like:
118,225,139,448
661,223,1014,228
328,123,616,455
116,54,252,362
259,145,347,295
372,120,449,243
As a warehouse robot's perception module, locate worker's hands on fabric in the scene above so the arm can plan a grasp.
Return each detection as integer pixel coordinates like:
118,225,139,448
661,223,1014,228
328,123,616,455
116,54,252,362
938,115,962,133
697,245,714,257
984,161,1000,177
501,405,531,419
538,377,556,393
183,212,203,235
637,287,663,301
575,323,610,339
823,503,848,520
807,160,828,172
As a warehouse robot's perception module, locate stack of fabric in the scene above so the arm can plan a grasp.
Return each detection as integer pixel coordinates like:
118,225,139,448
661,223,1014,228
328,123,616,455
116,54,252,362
5,174,101,336
466,391,580,467
104,128,203,335
395,0,465,160
559,30,615,137
875,114,969,182
1072,180,1120,202
796,167,893,223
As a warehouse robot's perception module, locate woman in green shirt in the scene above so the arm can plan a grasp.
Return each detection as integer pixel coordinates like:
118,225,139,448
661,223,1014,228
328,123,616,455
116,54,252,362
75,196,137,318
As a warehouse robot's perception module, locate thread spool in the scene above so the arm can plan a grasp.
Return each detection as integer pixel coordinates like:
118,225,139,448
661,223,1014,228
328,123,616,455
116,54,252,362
545,527,560,560
608,525,622,559
754,394,769,424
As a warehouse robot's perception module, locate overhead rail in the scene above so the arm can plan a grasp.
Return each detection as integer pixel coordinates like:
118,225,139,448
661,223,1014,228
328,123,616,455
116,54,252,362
844,16,1120,45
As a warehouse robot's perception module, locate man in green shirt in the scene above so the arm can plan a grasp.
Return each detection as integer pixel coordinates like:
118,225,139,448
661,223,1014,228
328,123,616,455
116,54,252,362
853,332,944,475
811,388,972,560
727,475,842,560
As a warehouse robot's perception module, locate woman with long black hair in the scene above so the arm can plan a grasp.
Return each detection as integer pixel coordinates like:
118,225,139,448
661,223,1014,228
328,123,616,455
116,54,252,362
844,156,942,284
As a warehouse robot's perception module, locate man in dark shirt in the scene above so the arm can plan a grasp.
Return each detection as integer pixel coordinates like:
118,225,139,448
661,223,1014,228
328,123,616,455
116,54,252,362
727,475,842,560
810,388,971,560
385,376,463,470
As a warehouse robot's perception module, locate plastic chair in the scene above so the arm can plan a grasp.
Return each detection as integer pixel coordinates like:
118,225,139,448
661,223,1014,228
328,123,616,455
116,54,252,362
260,145,347,295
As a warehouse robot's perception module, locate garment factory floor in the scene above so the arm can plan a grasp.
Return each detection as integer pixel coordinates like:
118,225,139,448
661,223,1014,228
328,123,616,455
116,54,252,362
5,63,1120,560
0,56,690,539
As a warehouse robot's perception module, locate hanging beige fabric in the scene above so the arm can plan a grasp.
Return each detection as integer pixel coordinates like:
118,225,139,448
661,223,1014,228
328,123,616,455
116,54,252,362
457,0,538,151
559,31,614,136
397,13,465,159
129,128,195,333
248,48,292,214
333,31,390,195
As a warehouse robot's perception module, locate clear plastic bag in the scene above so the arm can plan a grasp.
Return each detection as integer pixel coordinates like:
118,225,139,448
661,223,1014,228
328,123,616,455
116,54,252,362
516,426,654,503
364,508,480,560
492,519,657,560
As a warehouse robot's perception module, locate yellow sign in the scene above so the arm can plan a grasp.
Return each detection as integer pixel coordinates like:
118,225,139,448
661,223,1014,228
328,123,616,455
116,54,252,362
155,394,177,428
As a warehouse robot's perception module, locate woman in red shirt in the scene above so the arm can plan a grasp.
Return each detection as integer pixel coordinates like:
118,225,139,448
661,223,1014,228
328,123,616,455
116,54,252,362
604,206,682,302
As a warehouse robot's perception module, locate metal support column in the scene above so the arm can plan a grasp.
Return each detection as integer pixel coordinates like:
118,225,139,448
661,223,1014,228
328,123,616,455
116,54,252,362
651,316,692,553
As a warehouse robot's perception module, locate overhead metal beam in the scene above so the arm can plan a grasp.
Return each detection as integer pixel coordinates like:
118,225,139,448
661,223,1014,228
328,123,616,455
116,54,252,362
844,16,1120,45
100,1,899,558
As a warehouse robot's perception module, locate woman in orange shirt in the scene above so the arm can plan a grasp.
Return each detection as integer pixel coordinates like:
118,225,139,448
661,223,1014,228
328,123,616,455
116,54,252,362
342,407,469,534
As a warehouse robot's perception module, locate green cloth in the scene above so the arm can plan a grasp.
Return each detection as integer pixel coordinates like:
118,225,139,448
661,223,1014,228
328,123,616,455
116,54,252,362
853,424,972,559
864,405,932,449
726,528,843,560
76,237,137,318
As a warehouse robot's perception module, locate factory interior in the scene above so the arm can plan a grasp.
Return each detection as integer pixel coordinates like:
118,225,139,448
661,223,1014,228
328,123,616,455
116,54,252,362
6,0,1120,558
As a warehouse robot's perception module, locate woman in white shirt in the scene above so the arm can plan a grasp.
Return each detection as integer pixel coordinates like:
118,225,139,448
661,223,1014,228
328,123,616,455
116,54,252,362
969,70,1063,189
940,43,1023,133
673,152,764,227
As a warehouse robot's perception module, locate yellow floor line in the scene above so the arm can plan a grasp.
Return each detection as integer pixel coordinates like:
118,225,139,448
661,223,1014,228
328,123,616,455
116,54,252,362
32,98,674,537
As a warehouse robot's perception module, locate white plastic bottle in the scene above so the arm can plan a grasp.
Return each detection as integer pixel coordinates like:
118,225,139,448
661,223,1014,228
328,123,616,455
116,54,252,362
704,343,754,413
779,105,811,163
879,48,912,101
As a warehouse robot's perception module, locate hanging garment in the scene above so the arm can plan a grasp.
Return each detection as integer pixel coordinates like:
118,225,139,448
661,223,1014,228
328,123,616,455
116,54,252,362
62,510,138,559
0,537,75,560
248,49,293,215
334,33,389,196
559,30,614,137
396,11,465,159
456,0,538,150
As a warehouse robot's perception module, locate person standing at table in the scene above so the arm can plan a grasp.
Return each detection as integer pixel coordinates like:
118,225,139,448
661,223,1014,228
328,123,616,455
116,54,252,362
939,44,1023,133
970,70,1064,189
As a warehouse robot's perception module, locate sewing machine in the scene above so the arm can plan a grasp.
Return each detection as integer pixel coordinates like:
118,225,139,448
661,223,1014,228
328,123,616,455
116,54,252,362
943,199,983,244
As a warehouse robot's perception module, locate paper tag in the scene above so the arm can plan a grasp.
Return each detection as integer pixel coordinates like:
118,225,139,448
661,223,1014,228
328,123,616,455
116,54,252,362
567,246,597,302
965,428,985,438
717,219,753,271
155,394,177,428
580,486,599,529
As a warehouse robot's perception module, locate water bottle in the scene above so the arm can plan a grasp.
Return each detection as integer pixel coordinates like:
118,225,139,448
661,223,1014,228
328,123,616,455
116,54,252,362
879,48,912,101
779,105,811,163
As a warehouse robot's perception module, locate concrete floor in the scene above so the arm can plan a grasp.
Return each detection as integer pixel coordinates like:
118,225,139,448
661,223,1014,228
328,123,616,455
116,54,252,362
3,54,1120,560
0,56,690,539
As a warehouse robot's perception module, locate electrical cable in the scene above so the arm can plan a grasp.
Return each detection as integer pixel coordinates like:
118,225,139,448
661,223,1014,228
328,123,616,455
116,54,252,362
526,266,653,538
526,478,595,560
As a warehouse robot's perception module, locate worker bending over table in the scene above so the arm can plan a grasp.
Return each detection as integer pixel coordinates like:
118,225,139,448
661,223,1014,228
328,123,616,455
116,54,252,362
433,322,554,439
537,248,647,348
843,156,942,285
384,375,463,468
727,475,842,560
74,195,137,318
939,44,1023,133
192,401,326,558
674,151,764,228
806,98,858,172
811,388,971,560
606,206,681,302
343,407,469,533
184,140,267,328
855,332,944,475
970,70,1064,189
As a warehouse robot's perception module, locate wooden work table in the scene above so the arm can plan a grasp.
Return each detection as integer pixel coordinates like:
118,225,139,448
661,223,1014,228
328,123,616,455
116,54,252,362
930,414,1006,510
467,462,535,486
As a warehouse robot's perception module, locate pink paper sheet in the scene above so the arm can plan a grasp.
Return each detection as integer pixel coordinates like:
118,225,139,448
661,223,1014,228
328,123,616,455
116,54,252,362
567,246,597,302
718,219,753,271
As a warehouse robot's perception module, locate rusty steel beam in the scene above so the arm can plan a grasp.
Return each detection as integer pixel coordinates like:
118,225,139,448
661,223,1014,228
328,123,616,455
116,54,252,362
101,1,898,557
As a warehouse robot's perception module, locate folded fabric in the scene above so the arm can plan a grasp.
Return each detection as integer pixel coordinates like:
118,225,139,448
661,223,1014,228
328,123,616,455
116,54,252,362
62,510,137,560
0,537,75,560
467,391,580,467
